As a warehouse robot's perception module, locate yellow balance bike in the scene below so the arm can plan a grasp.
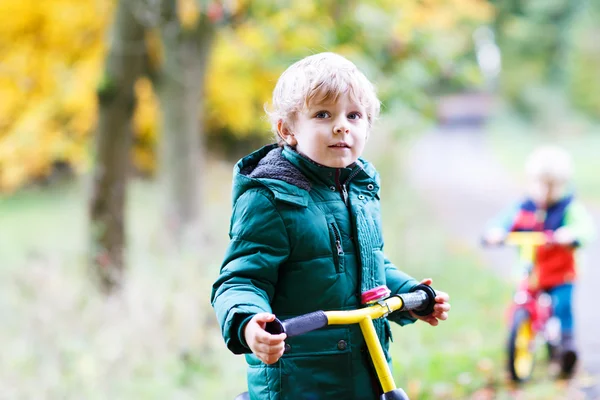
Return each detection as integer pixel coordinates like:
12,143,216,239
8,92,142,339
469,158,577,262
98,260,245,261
235,284,437,400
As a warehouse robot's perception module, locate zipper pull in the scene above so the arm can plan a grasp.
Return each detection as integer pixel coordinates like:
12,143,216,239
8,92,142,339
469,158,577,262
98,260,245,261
335,240,343,255
341,184,349,206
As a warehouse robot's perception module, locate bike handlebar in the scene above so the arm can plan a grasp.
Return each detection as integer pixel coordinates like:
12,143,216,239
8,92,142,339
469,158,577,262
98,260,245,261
265,284,437,338
504,231,550,246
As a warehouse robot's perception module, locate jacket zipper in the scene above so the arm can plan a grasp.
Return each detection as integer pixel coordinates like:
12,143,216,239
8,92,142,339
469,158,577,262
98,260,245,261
336,166,363,206
330,223,344,256
341,184,349,206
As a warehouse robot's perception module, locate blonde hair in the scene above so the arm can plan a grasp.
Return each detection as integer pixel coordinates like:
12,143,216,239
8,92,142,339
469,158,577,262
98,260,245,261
266,52,381,143
525,144,573,183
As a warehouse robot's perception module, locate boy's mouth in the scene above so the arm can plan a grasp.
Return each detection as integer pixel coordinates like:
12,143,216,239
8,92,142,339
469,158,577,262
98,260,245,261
329,142,350,148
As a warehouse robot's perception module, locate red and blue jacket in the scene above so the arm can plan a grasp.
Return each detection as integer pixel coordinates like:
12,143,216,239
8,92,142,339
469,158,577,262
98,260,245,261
489,194,595,290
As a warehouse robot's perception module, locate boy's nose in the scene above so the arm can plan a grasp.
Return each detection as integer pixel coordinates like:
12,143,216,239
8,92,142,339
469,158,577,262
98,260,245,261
333,125,349,134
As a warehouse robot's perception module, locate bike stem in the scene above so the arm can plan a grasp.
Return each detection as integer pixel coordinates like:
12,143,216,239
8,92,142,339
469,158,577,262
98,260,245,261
360,316,411,399
359,316,396,393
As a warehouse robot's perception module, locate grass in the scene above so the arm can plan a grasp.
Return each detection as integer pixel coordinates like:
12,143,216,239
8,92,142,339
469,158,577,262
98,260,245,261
0,129,578,399
0,164,250,399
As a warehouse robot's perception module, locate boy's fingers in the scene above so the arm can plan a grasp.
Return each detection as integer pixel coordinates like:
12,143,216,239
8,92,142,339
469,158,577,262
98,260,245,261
261,350,283,365
256,331,286,345
265,333,287,345
255,341,285,356
437,311,448,319
435,291,450,302
434,303,451,312
257,342,286,364
253,312,276,326
266,343,285,355
419,278,433,286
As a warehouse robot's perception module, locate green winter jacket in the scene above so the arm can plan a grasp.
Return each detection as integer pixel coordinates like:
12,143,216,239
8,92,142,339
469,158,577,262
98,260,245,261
211,144,419,400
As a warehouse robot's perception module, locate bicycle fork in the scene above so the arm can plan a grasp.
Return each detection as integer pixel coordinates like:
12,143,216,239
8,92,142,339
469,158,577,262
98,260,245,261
360,316,410,400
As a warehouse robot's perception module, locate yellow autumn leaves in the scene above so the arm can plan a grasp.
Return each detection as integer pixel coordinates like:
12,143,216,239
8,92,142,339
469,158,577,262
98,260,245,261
0,0,111,190
0,0,492,192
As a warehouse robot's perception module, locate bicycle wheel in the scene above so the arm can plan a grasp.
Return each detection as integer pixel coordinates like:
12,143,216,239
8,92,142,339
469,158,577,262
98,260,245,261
507,308,536,382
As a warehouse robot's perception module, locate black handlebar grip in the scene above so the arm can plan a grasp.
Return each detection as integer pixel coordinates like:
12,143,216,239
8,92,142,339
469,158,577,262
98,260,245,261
264,311,328,338
399,284,437,317
264,318,285,335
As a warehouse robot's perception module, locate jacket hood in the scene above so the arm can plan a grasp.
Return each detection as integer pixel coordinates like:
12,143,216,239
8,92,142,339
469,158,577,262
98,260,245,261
232,144,379,207
232,144,311,207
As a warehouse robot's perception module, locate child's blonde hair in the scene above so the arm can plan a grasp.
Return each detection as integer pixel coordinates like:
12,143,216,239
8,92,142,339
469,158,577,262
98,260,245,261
525,144,573,183
266,52,381,143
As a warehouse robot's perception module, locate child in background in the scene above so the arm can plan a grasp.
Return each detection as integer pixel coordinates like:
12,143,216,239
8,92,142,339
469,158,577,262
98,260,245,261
484,145,595,378
211,52,450,399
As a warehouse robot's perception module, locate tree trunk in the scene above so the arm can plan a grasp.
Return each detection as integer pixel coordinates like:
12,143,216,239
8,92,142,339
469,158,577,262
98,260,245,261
89,0,146,292
156,13,215,247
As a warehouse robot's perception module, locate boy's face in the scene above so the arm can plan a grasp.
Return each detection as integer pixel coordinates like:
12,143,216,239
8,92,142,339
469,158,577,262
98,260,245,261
527,176,567,208
282,92,369,168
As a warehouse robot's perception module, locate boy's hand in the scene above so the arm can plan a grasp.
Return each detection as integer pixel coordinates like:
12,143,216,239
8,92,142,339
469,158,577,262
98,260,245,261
244,313,287,365
483,228,506,245
410,278,450,326
554,226,576,245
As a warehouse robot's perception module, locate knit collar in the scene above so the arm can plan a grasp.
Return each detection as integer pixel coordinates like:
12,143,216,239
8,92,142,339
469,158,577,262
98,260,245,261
281,145,363,189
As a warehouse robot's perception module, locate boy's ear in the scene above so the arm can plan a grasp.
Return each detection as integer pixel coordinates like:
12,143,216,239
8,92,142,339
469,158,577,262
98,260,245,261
277,120,297,146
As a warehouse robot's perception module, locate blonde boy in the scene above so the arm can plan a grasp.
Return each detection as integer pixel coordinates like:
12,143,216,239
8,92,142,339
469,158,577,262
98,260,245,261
212,53,450,399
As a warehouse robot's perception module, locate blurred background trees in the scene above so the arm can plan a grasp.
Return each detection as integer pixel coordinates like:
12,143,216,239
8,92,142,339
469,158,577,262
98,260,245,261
0,0,493,192
1,1,598,282
2,0,598,193
1,0,495,290
491,0,600,122
90,0,146,291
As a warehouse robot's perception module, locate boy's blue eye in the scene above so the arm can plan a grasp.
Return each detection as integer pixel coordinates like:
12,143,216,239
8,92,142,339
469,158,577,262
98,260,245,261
315,111,330,118
348,112,361,120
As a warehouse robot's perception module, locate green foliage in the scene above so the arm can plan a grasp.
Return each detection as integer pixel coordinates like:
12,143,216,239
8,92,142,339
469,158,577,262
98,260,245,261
567,4,600,118
96,73,119,105
0,0,492,192
493,0,600,120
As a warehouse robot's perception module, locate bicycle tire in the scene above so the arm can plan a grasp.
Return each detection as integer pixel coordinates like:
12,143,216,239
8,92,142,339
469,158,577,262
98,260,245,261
507,308,536,382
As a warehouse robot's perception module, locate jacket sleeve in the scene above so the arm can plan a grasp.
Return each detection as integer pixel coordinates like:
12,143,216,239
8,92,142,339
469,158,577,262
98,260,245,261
564,200,596,246
210,189,290,354
485,201,521,233
383,254,420,326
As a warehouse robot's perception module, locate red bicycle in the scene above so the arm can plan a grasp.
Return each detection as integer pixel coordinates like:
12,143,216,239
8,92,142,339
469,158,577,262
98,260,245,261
487,231,561,382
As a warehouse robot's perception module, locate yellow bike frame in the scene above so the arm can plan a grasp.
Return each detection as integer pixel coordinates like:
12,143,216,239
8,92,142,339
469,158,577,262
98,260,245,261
265,285,435,399
325,296,407,393
504,231,547,266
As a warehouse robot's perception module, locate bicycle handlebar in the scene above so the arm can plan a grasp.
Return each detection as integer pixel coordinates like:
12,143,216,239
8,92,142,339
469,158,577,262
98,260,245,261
265,310,328,337
482,231,557,245
504,231,549,246
265,284,436,338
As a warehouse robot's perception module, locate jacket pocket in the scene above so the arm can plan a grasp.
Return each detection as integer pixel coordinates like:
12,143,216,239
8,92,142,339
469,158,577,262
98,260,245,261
245,327,354,400
280,327,353,399
326,216,345,273
280,353,353,399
